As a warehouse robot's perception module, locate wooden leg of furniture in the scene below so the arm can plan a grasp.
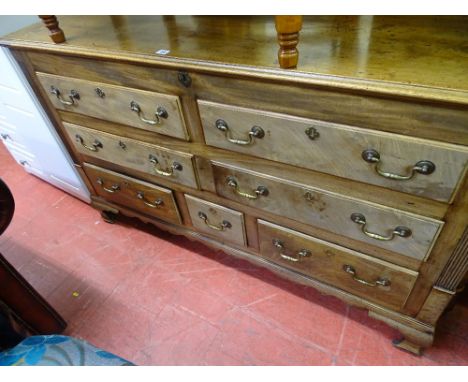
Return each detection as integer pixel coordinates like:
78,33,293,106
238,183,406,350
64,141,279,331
275,16,303,69
91,197,120,224
369,311,434,355
392,338,424,356
38,16,66,43
101,210,117,224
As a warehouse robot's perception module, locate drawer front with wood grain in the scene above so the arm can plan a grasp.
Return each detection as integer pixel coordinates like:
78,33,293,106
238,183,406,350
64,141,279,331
199,100,468,202
83,163,181,224
38,72,189,141
63,122,198,189
258,220,419,311
212,161,443,261
185,194,246,246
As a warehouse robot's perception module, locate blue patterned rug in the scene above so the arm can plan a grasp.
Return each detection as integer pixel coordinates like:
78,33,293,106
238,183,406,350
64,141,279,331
0,335,134,366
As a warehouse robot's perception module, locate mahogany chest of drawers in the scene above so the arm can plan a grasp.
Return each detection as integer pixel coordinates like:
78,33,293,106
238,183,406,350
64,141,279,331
2,16,467,355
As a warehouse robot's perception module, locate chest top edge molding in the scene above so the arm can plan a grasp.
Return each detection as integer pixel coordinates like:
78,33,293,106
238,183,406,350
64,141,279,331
3,43,468,108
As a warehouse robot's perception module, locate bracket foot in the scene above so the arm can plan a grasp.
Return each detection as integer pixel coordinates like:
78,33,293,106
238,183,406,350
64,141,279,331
101,210,117,224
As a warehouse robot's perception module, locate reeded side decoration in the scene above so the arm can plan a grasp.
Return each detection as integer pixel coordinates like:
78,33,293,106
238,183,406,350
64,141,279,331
435,227,468,293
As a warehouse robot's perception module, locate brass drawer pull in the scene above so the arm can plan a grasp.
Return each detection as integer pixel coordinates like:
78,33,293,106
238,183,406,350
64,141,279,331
96,178,120,193
226,176,269,200
350,213,412,241
198,211,232,231
216,119,265,145
130,101,168,126
149,155,183,177
75,134,103,152
50,86,80,106
343,265,390,287
273,239,311,262
362,149,435,181
136,191,164,208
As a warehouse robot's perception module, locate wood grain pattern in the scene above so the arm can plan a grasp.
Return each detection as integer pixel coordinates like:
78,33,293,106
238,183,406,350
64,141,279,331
213,161,443,261
63,122,199,189
258,220,418,311
74,150,424,270
415,287,454,325
83,163,181,224
4,16,468,95
37,72,189,141
199,100,468,202
56,111,449,220
26,52,468,146
185,194,246,247
4,16,468,353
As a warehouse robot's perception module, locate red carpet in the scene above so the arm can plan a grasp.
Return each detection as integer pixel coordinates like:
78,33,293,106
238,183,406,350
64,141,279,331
0,143,467,365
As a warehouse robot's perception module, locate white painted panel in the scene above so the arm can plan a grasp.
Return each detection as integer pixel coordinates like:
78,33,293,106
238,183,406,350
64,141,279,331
0,47,90,202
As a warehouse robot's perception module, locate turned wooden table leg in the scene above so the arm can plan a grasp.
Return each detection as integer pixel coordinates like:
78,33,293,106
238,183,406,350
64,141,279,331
275,16,303,69
38,15,66,43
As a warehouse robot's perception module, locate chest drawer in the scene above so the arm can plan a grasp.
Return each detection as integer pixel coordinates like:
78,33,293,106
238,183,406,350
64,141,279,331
212,161,442,261
37,72,189,141
63,122,198,189
185,194,246,247
83,163,181,224
258,220,418,311
199,100,468,202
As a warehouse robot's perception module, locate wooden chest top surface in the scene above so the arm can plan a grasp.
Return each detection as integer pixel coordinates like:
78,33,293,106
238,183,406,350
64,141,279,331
2,15,468,98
